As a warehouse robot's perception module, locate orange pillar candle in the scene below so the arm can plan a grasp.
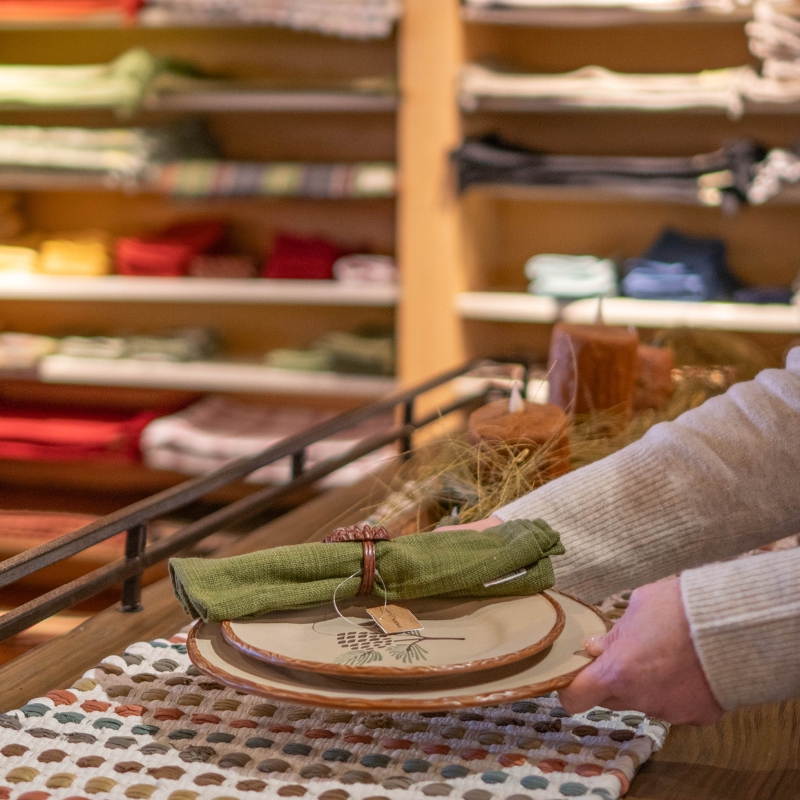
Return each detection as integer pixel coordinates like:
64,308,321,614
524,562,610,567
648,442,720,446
633,345,675,411
468,394,571,479
547,322,639,415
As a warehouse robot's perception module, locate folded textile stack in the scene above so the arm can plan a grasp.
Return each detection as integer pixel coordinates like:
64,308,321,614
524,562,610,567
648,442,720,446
57,328,219,361
0,49,163,116
0,402,160,462
0,244,37,273
115,221,226,276
154,159,397,198
464,0,746,10
451,134,764,204
525,253,618,298
748,145,800,203
263,233,342,280
58,335,127,359
459,63,755,116
38,231,111,276
0,332,58,369
622,228,741,301
140,0,402,39
743,0,800,103
333,253,397,283
141,395,397,487
0,118,220,182
0,0,141,22
265,327,395,375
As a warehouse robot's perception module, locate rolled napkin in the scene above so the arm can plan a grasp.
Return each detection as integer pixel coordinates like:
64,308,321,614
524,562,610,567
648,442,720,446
170,519,564,622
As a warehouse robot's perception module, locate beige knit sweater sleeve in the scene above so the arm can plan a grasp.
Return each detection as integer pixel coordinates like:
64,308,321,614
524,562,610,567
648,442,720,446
494,347,800,710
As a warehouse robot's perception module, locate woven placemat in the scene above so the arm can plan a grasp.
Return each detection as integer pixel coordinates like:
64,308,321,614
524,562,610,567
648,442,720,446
0,627,667,800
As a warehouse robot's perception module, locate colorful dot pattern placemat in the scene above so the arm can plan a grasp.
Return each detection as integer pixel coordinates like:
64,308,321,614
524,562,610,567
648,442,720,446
0,628,668,800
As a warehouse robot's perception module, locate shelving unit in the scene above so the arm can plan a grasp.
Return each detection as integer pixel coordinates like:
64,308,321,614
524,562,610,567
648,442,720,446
399,0,800,383
0,14,401,509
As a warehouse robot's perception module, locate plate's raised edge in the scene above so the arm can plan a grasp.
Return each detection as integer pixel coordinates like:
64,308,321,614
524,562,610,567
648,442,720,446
186,591,611,712
220,592,566,679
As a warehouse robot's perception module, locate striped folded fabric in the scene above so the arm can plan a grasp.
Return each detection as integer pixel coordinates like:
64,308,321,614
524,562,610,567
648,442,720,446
153,160,397,198
140,0,401,39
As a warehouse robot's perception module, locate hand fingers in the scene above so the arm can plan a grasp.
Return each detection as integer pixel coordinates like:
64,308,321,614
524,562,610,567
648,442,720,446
581,635,607,657
558,662,614,714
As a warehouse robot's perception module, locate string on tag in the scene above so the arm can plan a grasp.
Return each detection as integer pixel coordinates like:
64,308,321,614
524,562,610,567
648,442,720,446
331,567,388,628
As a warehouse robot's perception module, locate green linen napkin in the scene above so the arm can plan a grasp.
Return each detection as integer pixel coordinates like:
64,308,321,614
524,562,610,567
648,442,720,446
169,519,564,622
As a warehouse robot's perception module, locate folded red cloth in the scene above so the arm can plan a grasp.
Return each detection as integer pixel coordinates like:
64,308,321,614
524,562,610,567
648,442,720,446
0,403,161,462
0,0,141,20
263,233,343,281
115,221,226,277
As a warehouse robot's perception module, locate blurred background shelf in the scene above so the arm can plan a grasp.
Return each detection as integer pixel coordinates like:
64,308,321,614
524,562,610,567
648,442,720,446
465,183,800,206
456,291,561,322
38,356,397,396
460,96,800,114
0,276,399,306
460,5,754,27
563,296,800,332
456,291,800,333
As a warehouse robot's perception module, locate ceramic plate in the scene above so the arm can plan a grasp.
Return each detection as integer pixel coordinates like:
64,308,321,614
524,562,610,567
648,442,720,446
188,591,610,711
221,593,565,679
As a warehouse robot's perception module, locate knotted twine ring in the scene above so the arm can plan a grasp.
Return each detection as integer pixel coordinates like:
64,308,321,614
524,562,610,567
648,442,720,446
323,524,391,596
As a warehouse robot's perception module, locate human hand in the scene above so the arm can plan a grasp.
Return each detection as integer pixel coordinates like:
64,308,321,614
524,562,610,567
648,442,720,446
559,576,724,726
434,515,505,532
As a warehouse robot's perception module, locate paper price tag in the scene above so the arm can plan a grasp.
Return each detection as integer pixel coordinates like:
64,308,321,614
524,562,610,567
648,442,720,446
366,604,423,634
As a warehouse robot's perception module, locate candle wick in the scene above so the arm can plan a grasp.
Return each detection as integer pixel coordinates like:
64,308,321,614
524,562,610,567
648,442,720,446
508,382,525,413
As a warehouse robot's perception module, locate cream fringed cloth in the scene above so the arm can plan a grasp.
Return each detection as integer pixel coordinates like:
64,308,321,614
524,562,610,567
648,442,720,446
0,625,667,800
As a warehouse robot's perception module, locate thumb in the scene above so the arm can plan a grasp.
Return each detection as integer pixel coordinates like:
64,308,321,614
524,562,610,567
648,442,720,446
581,622,619,657
558,654,613,714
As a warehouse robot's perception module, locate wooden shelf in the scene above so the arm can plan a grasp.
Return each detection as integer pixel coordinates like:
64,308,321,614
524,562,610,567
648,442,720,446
460,4,753,27
0,167,398,197
146,91,398,113
456,291,561,322
467,183,800,206
0,11,396,30
461,95,800,114
563,296,800,332
456,291,800,333
0,92,398,114
38,356,397,397
0,276,399,307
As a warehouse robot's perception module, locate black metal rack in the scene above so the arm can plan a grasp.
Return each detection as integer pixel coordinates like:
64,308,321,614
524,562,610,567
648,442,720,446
0,359,523,643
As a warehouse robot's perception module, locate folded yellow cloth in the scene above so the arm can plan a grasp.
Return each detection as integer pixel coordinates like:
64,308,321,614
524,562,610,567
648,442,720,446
0,245,37,273
38,239,110,276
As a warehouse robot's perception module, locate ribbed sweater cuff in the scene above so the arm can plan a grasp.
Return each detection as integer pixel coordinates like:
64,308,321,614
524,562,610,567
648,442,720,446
681,548,800,711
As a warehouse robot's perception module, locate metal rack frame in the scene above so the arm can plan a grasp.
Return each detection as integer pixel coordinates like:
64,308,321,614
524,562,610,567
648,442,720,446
0,359,524,643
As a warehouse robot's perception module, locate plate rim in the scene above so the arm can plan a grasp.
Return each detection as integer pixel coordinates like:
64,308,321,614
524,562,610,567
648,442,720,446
220,592,566,679
187,590,612,712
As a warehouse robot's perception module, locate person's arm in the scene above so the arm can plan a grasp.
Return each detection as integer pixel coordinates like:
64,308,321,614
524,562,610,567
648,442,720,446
559,547,800,721
494,347,800,602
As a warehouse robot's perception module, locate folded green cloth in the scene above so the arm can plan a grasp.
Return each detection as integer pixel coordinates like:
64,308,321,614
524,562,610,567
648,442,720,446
169,519,564,622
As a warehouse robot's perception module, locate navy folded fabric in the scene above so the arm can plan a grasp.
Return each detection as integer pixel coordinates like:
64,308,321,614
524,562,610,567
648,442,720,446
621,259,706,301
643,228,741,300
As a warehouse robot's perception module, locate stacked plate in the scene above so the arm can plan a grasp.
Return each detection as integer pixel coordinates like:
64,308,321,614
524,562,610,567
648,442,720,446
187,590,610,711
